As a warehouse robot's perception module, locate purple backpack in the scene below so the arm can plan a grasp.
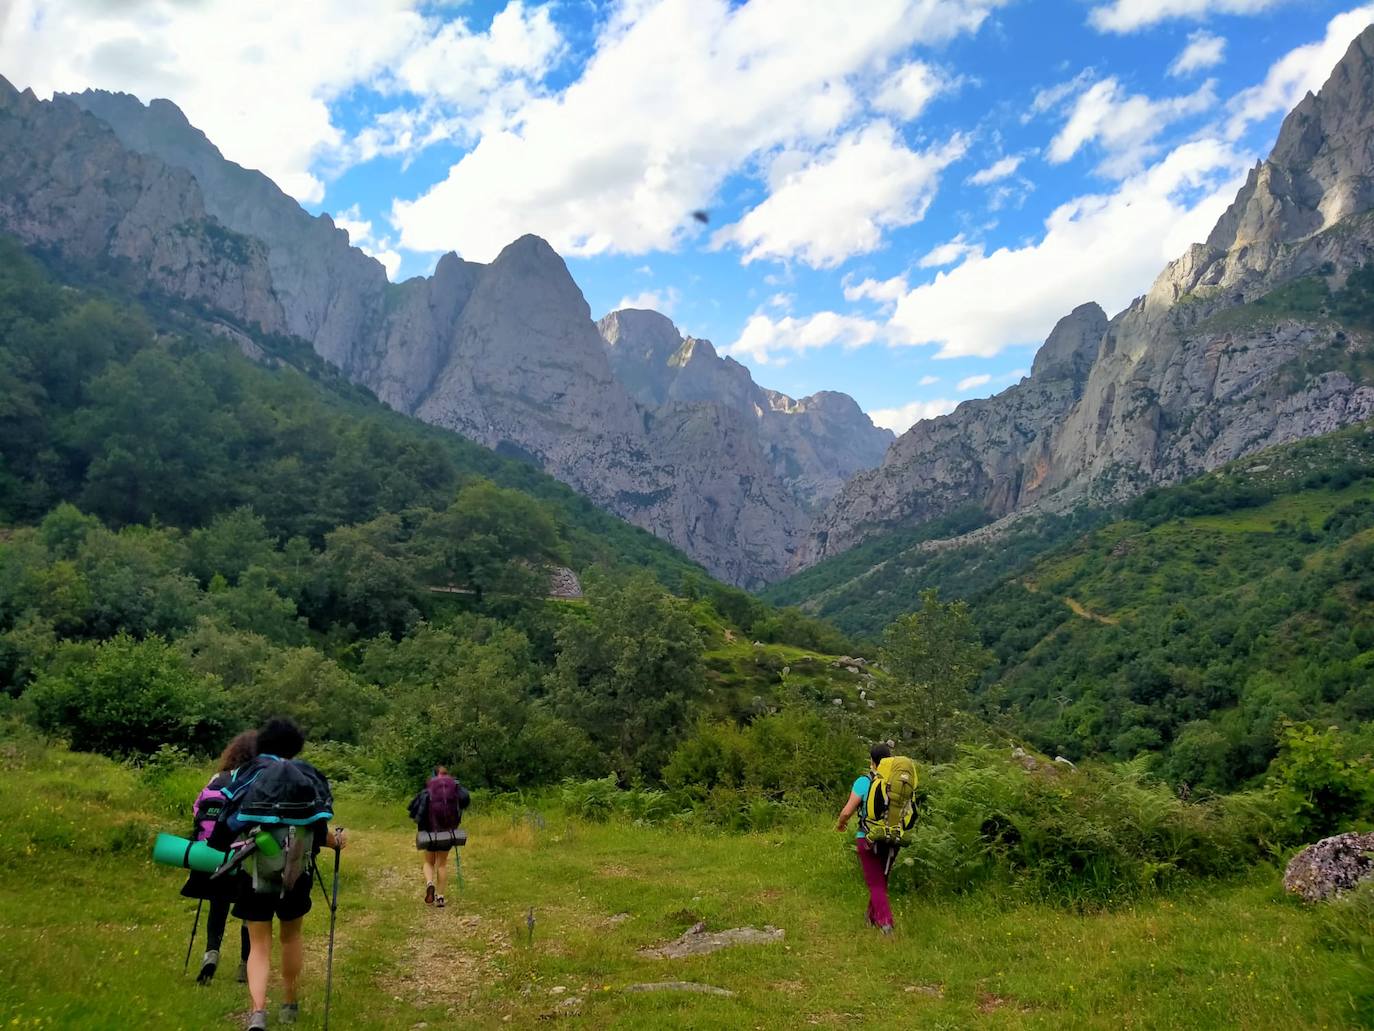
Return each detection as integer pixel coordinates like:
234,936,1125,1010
425,775,469,831
192,772,232,842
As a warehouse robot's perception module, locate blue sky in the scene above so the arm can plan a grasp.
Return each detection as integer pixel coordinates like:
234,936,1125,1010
4,0,1373,430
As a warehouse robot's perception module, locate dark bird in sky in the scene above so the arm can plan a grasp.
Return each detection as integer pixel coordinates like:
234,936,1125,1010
691,210,710,224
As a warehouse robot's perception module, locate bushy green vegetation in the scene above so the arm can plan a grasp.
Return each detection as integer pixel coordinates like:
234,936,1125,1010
972,425,1374,788
2,741,1371,1029
0,235,876,791
761,507,1105,642
0,235,698,585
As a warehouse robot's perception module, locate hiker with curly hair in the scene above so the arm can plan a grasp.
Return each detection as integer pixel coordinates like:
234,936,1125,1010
216,718,346,1030
183,729,257,984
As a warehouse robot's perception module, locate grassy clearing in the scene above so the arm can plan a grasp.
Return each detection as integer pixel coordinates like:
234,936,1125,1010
0,746,1370,1029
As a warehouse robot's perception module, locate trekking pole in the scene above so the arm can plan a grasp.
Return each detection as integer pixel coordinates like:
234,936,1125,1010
323,828,343,1031
183,898,203,974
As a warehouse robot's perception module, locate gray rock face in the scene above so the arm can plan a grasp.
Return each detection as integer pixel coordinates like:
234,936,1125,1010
798,303,1106,566
799,25,1374,570
1,82,893,587
0,78,286,334
598,309,894,512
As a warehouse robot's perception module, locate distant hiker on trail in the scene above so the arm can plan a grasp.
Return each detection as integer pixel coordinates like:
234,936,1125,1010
409,765,470,909
835,742,918,936
183,729,257,985
213,718,347,1030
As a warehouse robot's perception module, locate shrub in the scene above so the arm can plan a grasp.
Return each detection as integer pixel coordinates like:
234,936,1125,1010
26,633,230,756
1267,721,1374,839
895,747,1280,906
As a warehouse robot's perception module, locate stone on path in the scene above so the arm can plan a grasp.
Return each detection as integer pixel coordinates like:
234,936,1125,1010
627,982,736,997
637,921,784,959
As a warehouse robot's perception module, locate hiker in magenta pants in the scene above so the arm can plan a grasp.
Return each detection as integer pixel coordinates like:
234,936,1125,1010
835,742,895,935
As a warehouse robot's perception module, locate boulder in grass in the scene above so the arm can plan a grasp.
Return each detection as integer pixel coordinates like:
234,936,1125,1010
1283,832,1374,902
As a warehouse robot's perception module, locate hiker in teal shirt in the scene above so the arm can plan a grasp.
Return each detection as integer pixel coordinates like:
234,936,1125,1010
835,742,895,934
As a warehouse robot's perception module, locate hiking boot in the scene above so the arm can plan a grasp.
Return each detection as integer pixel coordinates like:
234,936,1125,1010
247,1010,268,1030
196,948,219,985
425,882,435,906
236,960,249,984
436,895,446,909
877,923,894,936
279,1002,299,1024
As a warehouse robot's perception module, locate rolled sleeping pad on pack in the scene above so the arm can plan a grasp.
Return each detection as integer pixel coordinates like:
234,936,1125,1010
153,833,229,874
416,829,467,851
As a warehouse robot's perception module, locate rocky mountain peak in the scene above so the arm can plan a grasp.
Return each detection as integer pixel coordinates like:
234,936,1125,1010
800,24,1374,573
1030,302,1108,380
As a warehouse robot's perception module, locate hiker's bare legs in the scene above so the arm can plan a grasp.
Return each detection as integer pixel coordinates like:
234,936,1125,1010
422,851,435,888
246,920,274,1011
434,850,449,897
280,917,304,1004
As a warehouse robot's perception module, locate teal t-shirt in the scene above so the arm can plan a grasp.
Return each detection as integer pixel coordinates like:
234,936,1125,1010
852,774,872,839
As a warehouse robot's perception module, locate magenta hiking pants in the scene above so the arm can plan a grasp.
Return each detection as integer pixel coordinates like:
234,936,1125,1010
857,838,893,927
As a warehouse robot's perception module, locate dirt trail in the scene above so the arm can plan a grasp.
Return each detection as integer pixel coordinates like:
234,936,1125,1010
1020,580,1119,625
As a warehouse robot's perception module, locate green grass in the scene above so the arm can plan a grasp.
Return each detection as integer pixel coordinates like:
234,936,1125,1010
1,745,1369,1029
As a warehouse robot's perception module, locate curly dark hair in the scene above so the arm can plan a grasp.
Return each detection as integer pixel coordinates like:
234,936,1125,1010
217,730,258,772
256,718,305,759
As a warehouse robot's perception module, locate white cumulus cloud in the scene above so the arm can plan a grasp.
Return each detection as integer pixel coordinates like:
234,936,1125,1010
392,0,1006,261
1089,0,1283,34
0,0,451,203
1169,31,1227,77
886,137,1249,358
714,124,968,268
614,287,681,315
1049,76,1217,177
726,310,885,366
956,373,992,390
919,233,984,268
968,155,1024,184
868,398,958,432
873,61,951,121
1227,6,1374,138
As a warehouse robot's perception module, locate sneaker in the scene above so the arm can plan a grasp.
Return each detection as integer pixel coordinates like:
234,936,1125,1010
279,1002,299,1024
425,882,435,906
436,895,446,909
247,1010,268,1030
877,924,894,936
196,948,220,985
236,960,249,984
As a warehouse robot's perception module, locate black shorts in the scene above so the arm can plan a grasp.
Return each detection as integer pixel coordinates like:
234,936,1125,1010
233,874,313,923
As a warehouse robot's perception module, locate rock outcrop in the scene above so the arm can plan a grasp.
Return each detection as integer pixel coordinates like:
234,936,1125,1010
0,78,286,334
0,82,892,588
1283,831,1374,902
598,309,893,511
799,25,1374,570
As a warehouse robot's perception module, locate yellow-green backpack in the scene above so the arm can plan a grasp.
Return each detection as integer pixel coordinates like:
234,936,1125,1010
861,756,918,846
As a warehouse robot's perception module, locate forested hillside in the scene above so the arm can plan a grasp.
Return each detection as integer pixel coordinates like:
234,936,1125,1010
974,423,1374,789
0,237,868,792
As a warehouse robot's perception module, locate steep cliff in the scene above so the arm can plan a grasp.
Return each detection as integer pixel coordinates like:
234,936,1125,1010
800,25,1374,569
598,309,893,511
0,84,895,587
0,78,286,333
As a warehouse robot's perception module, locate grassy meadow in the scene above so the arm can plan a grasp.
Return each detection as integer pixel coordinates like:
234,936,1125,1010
0,743,1370,1030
